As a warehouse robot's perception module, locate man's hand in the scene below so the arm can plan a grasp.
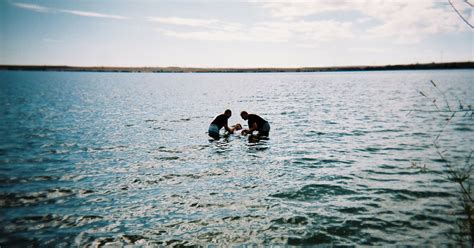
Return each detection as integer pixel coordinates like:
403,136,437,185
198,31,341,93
242,123,257,136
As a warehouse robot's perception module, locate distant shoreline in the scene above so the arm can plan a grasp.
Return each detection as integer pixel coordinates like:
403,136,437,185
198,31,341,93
0,61,473,73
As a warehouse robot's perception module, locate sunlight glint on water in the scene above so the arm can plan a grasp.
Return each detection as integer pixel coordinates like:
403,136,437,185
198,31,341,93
0,70,473,246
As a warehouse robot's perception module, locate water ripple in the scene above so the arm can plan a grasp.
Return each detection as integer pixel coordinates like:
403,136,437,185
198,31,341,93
1,70,472,246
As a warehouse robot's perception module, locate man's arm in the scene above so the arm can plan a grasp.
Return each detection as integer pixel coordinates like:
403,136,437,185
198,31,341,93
248,122,258,132
242,122,257,135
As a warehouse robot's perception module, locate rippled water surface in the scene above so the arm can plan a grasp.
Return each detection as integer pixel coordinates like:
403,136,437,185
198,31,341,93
1,70,473,246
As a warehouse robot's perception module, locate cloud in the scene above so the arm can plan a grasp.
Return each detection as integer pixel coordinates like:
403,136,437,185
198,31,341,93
59,9,129,20
255,0,469,44
12,2,51,12
148,17,244,33
156,29,262,42
152,1,468,45
348,46,384,53
152,16,353,43
364,1,467,43
12,2,129,20
256,0,362,20
148,17,220,27
155,26,287,43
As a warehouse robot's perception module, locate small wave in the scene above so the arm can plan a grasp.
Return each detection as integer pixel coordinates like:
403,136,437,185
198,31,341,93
0,148,8,156
281,111,297,115
0,188,86,207
363,169,434,176
337,206,367,214
453,126,472,132
319,130,369,138
152,126,172,131
271,184,355,201
304,130,325,137
272,215,309,225
287,232,333,245
45,149,70,155
372,129,403,133
292,158,354,166
3,157,69,165
319,175,354,181
11,214,103,227
0,175,59,185
145,170,227,185
156,146,182,154
392,158,410,162
169,118,191,122
371,188,453,200
357,147,381,152
351,130,369,136
84,145,128,152
380,147,406,151
74,232,151,247
367,177,400,182
378,164,397,169
409,214,453,224
155,156,180,161
412,132,429,137
323,120,338,125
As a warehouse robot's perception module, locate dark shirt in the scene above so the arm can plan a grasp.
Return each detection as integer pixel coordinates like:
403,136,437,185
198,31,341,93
247,114,267,129
211,114,229,129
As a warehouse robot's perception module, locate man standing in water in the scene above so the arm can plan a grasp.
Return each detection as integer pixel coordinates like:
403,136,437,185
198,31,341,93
240,111,270,137
208,109,235,140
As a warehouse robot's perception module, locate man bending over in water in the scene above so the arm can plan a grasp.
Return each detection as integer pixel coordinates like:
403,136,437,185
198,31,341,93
208,109,237,140
240,111,270,137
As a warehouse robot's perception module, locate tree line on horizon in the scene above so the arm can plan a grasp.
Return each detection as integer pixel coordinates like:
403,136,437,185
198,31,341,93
0,61,473,73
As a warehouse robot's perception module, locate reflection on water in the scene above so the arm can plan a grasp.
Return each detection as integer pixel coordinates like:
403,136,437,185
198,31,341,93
0,70,473,246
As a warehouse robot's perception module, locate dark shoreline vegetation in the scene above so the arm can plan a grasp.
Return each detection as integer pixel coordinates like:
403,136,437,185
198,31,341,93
1,61,473,73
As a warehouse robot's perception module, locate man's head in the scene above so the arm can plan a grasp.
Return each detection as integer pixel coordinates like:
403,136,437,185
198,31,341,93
224,109,232,117
240,111,248,120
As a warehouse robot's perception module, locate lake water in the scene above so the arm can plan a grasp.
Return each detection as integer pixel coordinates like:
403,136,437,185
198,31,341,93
0,70,473,246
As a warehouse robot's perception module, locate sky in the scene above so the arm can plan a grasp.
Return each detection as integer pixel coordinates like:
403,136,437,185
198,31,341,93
0,0,473,67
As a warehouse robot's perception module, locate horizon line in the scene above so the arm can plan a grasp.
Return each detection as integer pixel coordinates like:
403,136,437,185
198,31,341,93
1,61,473,70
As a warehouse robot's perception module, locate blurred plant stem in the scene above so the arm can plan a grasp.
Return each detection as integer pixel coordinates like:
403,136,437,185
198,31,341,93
406,80,473,245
